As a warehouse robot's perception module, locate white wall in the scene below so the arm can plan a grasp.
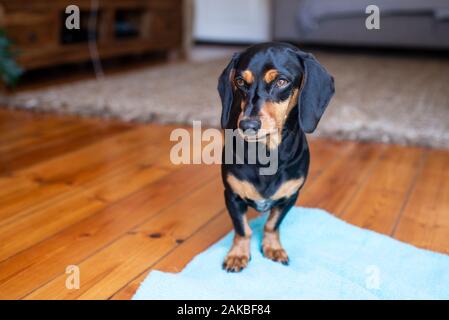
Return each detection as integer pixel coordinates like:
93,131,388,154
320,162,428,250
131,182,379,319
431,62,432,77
193,0,272,43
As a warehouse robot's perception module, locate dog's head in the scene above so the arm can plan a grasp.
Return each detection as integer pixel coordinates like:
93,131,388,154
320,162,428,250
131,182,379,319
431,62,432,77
218,42,334,141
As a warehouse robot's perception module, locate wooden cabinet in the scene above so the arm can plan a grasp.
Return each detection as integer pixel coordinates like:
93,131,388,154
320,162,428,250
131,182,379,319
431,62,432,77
149,11,182,45
0,0,183,70
3,12,58,51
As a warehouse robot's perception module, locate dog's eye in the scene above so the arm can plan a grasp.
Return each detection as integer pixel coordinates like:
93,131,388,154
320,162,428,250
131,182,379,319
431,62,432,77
235,78,246,88
276,78,289,88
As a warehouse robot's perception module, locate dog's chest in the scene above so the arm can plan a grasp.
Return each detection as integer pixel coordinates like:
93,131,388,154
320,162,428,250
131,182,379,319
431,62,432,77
226,174,304,210
248,199,276,212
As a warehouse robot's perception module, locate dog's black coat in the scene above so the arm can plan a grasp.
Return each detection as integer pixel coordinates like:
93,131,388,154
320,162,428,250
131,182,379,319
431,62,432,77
218,42,334,240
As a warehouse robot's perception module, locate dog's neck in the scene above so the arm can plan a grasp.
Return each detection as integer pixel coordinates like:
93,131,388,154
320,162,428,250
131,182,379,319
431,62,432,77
275,107,306,154
277,120,306,164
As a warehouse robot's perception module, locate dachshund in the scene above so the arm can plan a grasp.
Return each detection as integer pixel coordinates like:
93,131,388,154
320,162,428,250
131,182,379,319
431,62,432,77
217,42,334,272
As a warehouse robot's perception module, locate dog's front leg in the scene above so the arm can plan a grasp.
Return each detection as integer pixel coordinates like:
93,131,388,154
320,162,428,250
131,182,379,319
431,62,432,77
262,194,297,265
222,189,251,272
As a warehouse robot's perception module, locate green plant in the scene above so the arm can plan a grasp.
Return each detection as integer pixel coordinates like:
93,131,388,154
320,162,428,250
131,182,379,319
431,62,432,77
0,28,23,86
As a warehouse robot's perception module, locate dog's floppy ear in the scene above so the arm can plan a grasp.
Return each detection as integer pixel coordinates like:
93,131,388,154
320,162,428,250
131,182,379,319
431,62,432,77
217,53,240,129
296,51,335,133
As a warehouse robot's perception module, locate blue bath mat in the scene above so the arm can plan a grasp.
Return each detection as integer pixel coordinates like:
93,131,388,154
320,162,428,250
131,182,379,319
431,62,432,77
133,207,449,300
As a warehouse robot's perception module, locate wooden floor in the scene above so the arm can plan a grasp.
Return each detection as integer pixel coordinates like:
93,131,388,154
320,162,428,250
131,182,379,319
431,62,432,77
0,108,447,300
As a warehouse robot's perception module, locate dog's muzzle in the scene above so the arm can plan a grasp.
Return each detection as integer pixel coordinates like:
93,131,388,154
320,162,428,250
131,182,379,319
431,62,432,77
239,118,261,134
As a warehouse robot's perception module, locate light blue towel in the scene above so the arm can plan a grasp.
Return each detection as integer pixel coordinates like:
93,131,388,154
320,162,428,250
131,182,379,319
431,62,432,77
133,207,449,300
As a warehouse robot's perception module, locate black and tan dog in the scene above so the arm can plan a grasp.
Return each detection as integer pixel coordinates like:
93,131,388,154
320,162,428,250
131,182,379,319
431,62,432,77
218,42,334,272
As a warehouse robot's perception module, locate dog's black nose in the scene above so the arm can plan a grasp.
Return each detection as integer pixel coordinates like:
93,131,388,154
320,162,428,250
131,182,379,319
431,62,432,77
239,119,261,134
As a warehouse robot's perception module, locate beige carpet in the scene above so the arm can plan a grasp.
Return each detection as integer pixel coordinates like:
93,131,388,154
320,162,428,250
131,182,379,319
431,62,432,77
1,51,449,148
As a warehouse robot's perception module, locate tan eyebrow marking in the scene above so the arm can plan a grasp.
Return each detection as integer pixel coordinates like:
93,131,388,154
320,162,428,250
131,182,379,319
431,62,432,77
264,69,279,83
242,70,254,84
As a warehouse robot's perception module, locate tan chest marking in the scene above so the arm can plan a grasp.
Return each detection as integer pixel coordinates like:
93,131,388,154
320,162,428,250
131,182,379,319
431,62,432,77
270,177,305,201
227,175,304,202
227,174,263,201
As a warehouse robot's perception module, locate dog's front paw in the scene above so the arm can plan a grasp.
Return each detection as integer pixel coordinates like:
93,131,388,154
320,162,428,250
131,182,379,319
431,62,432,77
262,230,289,265
262,246,289,265
222,254,250,272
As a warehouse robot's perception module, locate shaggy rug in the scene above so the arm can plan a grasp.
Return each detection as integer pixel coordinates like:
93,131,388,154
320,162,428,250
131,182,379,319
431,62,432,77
1,51,449,148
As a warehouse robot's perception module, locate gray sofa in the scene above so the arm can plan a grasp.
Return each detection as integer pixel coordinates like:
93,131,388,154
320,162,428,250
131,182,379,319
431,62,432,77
273,0,449,49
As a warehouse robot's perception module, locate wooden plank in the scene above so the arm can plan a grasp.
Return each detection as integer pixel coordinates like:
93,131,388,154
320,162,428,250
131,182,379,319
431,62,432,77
0,124,181,259
14,125,174,182
307,138,354,182
393,150,449,254
0,119,88,151
0,122,130,174
0,164,169,262
0,116,80,147
340,146,425,234
0,124,177,223
0,179,72,223
298,142,387,214
111,212,232,300
0,175,38,200
0,108,77,134
0,165,219,299
23,176,225,300
0,111,129,153
0,133,173,224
